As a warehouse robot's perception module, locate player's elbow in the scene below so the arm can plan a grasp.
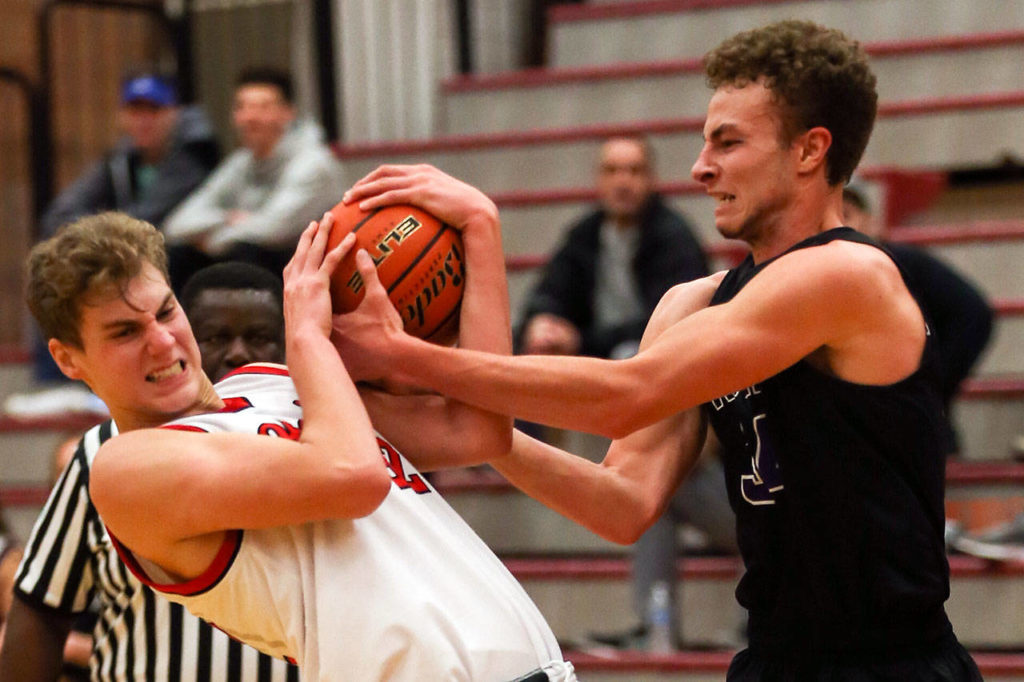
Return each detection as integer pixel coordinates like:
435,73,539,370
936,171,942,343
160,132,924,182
328,460,392,518
602,503,662,545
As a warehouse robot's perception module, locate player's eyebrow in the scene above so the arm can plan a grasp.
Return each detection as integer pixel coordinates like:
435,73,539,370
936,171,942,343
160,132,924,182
100,292,176,331
705,123,740,142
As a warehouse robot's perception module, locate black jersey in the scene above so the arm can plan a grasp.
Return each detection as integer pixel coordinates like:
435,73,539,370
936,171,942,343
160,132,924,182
705,228,954,658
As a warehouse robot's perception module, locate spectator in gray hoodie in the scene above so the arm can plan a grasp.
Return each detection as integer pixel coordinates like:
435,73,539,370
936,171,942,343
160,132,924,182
163,66,344,292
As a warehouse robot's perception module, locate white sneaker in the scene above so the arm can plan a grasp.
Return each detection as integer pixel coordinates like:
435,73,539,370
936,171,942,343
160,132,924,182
3,384,109,418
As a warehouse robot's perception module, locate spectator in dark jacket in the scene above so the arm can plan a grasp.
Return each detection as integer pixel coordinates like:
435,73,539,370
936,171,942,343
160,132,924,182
518,137,708,360
40,71,219,236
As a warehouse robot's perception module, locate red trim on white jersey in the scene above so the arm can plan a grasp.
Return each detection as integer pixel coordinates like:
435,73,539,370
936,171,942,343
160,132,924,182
162,424,207,432
108,529,243,597
220,363,290,381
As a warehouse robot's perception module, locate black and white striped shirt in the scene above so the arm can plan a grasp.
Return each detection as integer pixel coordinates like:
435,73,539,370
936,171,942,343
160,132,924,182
14,420,300,682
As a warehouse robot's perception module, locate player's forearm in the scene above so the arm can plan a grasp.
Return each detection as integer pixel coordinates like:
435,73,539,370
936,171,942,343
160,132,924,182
387,337,657,439
289,331,373,442
492,430,652,544
456,214,512,355
287,331,387,512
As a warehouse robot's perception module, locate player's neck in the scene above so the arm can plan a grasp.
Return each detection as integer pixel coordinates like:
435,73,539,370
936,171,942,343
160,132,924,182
110,380,225,432
748,185,844,263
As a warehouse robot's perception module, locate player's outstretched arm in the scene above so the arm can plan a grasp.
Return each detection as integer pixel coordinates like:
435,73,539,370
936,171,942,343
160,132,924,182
91,214,390,579
490,277,717,543
339,165,514,469
336,240,925,439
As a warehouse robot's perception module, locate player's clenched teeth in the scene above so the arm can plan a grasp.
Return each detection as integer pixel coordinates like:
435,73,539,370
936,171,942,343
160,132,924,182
713,193,736,203
146,360,185,382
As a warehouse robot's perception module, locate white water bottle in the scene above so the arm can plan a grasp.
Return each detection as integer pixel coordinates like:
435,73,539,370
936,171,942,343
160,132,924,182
646,580,674,653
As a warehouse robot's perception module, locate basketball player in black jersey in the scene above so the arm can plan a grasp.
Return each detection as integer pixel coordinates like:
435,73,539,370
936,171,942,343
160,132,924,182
335,20,982,681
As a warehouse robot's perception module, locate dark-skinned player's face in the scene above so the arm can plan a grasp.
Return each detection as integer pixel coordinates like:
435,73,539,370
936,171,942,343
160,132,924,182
188,288,285,382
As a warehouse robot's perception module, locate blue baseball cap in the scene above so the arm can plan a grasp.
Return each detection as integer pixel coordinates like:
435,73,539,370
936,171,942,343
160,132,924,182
121,75,177,107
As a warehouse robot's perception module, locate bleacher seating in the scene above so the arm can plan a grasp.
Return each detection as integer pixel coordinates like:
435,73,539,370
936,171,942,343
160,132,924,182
4,0,1024,676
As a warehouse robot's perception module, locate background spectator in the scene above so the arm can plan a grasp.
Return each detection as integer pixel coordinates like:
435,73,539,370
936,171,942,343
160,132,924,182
517,136,708,362
163,66,344,293
39,71,219,238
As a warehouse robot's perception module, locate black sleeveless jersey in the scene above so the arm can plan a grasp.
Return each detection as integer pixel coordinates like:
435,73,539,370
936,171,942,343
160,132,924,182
705,228,954,658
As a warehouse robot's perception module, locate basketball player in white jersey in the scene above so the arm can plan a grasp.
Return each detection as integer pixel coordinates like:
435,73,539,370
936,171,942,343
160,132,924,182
26,174,574,681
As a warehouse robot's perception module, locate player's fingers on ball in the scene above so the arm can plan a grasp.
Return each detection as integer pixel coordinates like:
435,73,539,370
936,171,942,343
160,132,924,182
309,211,333,257
346,165,402,195
354,249,386,294
287,220,319,273
322,233,355,274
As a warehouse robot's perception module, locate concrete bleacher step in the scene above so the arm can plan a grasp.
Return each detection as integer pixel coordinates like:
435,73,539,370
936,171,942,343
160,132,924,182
976,301,1024,377
955,378,1024,463
442,31,1024,136
503,553,1024,652
0,347,31,404
336,90,1024,197
0,414,103,540
547,0,1024,67
905,180,1024,226
891,221,1024,300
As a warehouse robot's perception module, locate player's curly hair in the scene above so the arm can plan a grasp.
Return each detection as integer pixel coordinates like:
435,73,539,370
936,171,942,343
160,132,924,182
27,212,168,348
703,20,877,186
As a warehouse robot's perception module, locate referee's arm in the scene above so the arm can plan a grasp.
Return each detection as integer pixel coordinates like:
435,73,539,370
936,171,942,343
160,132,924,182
0,597,74,681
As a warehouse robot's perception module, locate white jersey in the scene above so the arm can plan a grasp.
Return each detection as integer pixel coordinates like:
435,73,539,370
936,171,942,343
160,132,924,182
112,364,564,682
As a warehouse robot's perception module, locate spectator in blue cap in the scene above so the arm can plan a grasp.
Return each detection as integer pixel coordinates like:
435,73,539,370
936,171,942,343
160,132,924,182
5,69,221,418
39,71,219,235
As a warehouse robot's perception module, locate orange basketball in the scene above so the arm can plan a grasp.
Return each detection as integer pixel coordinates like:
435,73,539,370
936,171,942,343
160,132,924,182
326,200,465,341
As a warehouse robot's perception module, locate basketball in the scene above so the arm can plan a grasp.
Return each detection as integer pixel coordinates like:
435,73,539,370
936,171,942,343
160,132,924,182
326,200,465,341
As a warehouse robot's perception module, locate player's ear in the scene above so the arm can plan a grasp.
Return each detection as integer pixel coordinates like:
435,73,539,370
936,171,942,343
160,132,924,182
48,338,86,381
795,126,832,175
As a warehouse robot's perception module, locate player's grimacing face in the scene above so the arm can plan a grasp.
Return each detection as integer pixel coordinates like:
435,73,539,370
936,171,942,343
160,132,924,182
691,81,799,243
55,262,214,429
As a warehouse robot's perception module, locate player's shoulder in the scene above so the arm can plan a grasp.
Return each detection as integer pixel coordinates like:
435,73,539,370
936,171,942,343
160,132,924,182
771,235,900,292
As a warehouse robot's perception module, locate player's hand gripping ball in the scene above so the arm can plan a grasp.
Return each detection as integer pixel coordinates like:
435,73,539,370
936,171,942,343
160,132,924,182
326,200,465,341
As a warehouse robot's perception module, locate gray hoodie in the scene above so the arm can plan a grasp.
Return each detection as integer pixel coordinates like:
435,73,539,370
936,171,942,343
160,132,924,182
164,119,345,253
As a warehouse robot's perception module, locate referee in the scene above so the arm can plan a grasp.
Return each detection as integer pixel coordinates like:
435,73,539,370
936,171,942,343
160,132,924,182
0,264,298,681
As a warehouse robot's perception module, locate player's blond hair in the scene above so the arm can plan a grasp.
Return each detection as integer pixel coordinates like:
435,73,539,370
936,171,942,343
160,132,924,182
27,212,169,348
